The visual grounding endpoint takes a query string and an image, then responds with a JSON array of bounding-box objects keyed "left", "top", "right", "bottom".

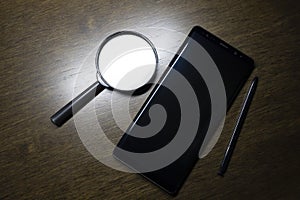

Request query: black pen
[{"left": 218, "top": 77, "right": 258, "bottom": 176}]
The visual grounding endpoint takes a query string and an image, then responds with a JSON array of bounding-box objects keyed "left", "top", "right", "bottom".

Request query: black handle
[{"left": 50, "top": 81, "right": 105, "bottom": 127}]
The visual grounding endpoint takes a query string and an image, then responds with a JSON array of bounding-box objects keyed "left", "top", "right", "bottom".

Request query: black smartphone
[{"left": 113, "top": 26, "right": 254, "bottom": 195}]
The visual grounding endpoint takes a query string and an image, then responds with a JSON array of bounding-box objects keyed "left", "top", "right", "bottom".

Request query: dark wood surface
[{"left": 1, "top": 0, "right": 299, "bottom": 199}]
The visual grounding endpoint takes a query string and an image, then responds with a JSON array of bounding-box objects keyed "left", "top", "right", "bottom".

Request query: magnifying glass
[{"left": 51, "top": 31, "right": 158, "bottom": 127}]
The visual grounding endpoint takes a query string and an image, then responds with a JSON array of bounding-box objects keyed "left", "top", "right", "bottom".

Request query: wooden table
[{"left": 1, "top": 0, "right": 299, "bottom": 199}]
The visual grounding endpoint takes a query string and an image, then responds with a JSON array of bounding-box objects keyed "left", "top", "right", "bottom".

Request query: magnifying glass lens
[{"left": 97, "top": 34, "right": 157, "bottom": 91}]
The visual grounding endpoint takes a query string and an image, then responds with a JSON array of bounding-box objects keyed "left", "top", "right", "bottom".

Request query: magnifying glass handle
[{"left": 50, "top": 81, "right": 105, "bottom": 127}]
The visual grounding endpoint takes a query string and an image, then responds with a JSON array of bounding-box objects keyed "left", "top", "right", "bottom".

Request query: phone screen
[{"left": 113, "top": 26, "right": 254, "bottom": 195}]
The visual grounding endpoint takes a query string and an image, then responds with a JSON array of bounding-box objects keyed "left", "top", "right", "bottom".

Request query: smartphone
[{"left": 113, "top": 26, "right": 254, "bottom": 195}]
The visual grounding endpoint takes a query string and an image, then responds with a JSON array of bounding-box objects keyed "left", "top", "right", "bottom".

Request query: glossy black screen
[{"left": 113, "top": 26, "right": 254, "bottom": 195}]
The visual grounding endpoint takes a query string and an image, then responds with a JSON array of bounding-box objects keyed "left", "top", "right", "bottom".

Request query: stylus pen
[{"left": 218, "top": 77, "right": 258, "bottom": 176}]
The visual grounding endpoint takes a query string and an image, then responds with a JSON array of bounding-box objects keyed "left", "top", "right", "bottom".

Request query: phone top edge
[{"left": 191, "top": 26, "right": 254, "bottom": 66}]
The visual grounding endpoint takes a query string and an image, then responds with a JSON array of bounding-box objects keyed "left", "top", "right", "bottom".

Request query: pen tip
[{"left": 218, "top": 171, "right": 224, "bottom": 177}]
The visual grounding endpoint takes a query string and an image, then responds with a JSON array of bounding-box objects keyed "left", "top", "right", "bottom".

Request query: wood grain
[{"left": 0, "top": 0, "right": 299, "bottom": 199}]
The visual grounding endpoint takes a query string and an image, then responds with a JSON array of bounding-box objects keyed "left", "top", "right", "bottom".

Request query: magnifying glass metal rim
[
  {"left": 50, "top": 30, "right": 159, "bottom": 127},
  {"left": 95, "top": 30, "right": 159, "bottom": 91}
]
